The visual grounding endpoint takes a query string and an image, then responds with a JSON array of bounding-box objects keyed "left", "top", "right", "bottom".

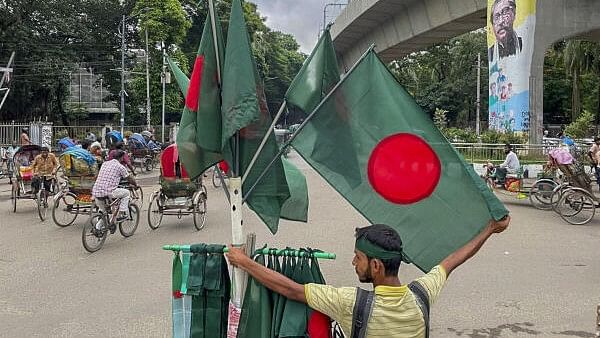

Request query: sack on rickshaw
[
  {"left": 159, "top": 143, "right": 198, "bottom": 198},
  {"left": 60, "top": 149, "right": 98, "bottom": 177},
  {"left": 504, "top": 178, "right": 520, "bottom": 192}
]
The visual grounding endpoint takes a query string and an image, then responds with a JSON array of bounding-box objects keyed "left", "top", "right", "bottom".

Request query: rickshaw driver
[
  {"left": 486, "top": 143, "right": 520, "bottom": 184},
  {"left": 92, "top": 150, "right": 138, "bottom": 223},
  {"left": 31, "top": 146, "right": 59, "bottom": 194}
]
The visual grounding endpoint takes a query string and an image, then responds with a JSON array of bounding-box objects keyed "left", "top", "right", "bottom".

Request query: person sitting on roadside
[
  {"left": 92, "top": 150, "right": 138, "bottom": 228},
  {"left": 107, "top": 142, "right": 135, "bottom": 174},
  {"left": 491, "top": 143, "right": 520, "bottom": 183},
  {"left": 31, "top": 147, "right": 59, "bottom": 194}
]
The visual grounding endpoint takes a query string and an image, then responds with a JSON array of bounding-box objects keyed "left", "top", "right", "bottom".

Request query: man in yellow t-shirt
[{"left": 227, "top": 217, "right": 510, "bottom": 337}]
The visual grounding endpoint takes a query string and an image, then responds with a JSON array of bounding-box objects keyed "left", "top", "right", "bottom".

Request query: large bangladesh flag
[
  {"left": 290, "top": 50, "right": 508, "bottom": 271},
  {"left": 221, "top": 0, "right": 307, "bottom": 233},
  {"left": 176, "top": 8, "right": 224, "bottom": 179}
]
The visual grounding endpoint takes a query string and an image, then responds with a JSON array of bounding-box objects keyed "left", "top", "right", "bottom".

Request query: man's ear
[{"left": 370, "top": 258, "right": 384, "bottom": 276}]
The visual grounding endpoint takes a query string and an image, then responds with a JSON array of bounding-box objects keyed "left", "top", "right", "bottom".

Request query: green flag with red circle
[{"left": 290, "top": 50, "right": 508, "bottom": 272}]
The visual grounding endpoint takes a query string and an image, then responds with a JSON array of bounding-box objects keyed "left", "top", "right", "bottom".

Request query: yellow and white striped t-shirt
[{"left": 304, "top": 265, "right": 447, "bottom": 338}]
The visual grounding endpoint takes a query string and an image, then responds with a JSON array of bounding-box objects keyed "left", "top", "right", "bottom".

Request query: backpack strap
[
  {"left": 351, "top": 287, "right": 375, "bottom": 338},
  {"left": 408, "top": 281, "right": 430, "bottom": 338}
]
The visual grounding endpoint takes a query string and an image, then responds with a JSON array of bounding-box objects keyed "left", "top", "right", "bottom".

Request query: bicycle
[
  {"left": 82, "top": 186, "right": 140, "bottom": 252},
  {"left": 36, "top": 174, "right": 58, "bottom": 221},
  {"left": 212, "top": 164, "right": 228, "bottom": 188}
]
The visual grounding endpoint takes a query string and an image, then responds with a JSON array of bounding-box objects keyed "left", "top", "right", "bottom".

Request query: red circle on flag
[{"left": 367, "top": 133, "right": 441, "bottom": 204}]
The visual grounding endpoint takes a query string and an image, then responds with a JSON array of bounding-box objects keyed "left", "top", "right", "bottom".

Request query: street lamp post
[
  {"left": 145, "top": 27, "right": 151, "bottom": 130},
  {"left": 120, "top": 15, "right": 126, "bottom": 134}
]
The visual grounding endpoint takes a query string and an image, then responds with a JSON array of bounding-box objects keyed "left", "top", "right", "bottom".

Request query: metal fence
[
  {"left": 452, "top": 143, "right": 553, "bottom": 164},
  {"left": 0, "top": 124, "right": 167, "bottom": 146}
]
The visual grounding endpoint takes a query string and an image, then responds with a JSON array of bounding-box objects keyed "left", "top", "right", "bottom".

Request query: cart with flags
[
  {"left": 147, "top": 143, "right": 207, "bottom": 230},
  {"left": 164, "top": 0, "right": 509, "bottom": 336}
]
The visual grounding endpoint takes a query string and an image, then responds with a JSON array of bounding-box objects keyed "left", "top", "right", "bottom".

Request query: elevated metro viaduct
[{"left": 331, "top": 0, "right": 600, "bottom": 143}]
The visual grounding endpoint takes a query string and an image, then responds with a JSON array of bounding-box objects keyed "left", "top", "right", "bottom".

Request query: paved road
[{"left": 0, "top": 155, "right": 599, "bottom": 337}]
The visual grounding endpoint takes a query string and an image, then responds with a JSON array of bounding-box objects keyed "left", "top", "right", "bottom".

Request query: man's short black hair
[
  {"left": 41, "top": 146, "right": 49, "bottom": 152},
  {"left": 490, "top": 0, "right": 516, "bottom": 24},
  {"left": 112, "top": 149, "right": 125, "bottom": 161},
  {"left": 355, "top": 224, "right": 403, "bottom": 276},
  {"left": 504, "top": 143, "right": 512, "bottom": 150}
]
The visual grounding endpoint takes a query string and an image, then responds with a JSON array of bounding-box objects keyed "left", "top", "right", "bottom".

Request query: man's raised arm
[{"left": 440, "top": 216, "right": 510, "bottom": 276}]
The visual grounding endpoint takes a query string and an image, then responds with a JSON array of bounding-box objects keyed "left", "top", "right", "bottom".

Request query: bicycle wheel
[
  {"left": 144, "top": 158, "right": 153, "bottom": 172},
  {"left": 119, "top": 203, "right": 140, "bottom": 237},
  {"left": 212, "top": 166, "right": 222, "bottom": 188},
  {"left": 11, "top": 184, "right": 17, "bottom": 213},
  {"left": 37, "top": 189, "right": 49, "bottom": 221},
  {"left": 528, "top": 179, "right": 557, "bottom": 210},
  {"left": 193, "top": 190, "right": 207, "bottom": 231},
  {"left": 82, "top": 213, "right": 107, "bottom": 252},
  {"left": 556, "top": 188, "right": 596, "bottom": 225},
  {"left": 52, "top": 191, "right": 79, "bottom": 227},
  {"left": 147, "top": 192, "right": 163, "bottom": 230}
]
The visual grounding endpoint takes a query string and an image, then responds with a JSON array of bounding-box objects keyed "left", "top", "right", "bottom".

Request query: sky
[{"left": 251, "top": 0, "right": 347, "bottom": 54}]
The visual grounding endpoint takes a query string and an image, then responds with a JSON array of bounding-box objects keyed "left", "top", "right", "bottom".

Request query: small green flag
[
  {"left": 176, "top": 9, "right": 224, "bottom": 179},
  {"left": 292, "top": 50, "right": 508, "bottom": 271},
  {"left": 167, "top": 56, "right": 189, "bottom": 95},
  {"left": 221, "top": 0, "right": 307, "bottom": 233}
]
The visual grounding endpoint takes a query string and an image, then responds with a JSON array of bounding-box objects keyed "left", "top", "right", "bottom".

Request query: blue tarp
[
  {"left": 107, "top": 131, "right": 123, "bottom": 143},
  {"left": 63, "top": 148, "right": 96, "bottom": 166},
  {"left": 58, "top": 137, "right": 76, "bottom": 149},
  {"left": 130, "top": 133, "right": 148, "bottom": 148}
]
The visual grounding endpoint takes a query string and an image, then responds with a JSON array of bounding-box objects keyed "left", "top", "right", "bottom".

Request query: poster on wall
[{"left": 487, "top": 0, "right": 537, "bottom": 132}]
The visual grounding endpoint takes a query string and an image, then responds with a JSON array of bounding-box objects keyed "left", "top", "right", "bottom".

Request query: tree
[{"left": 0, "top": 0, "right": 124, "bottom": 123}]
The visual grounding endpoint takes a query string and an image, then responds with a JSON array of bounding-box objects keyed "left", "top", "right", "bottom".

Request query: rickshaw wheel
[
  {"left": 52, "top": 191, "right": 78, "bottom": 227},
  {"left": 144, "top": 158, "right": 154, "bottom": 172},
  {"left": 11, "top": 184, "right": 17, "bottom": 213},
  {"left": 147, "top": 192, "right": 163, "bottom": 230},
  {"left": 550, "top": 183, "right": 570, "bottom": 213},
  {"left": 529, "top": 179, "right": 557, "bottom": 210},
  {"left": 193, "top": 190, "right": 207, "bottom": 231},
  {"left": 556, "top": 187, "right": 596, "bottom": 225}
]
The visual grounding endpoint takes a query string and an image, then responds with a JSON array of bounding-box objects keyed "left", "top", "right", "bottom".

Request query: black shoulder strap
[
  {"left": 351, "top": 288, "right": 374, "bottom": 338},
  {"left": 408, "top": 281, "right": 430, "bottom": 338}
]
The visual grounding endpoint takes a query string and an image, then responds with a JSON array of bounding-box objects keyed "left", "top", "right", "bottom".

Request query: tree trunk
[{"left": 572, "top": 71, "right": 581, "bottom": 121}]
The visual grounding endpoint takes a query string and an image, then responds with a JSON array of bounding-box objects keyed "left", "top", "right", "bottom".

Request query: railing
[{"left": 452, "top": 143, "right": 557, "bottom": 165}]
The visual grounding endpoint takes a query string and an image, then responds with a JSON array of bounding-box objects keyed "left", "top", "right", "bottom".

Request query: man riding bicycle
[
  {"left": 92, "top": 150, "right": 138, "bottom": 225},
  {"left": 31, "top": 146, "right": 59, "bottom": 194}
]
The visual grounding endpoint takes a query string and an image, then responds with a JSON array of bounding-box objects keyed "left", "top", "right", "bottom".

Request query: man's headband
[{"left": 355, "top": 237, "right": 403, "bottom": 260}]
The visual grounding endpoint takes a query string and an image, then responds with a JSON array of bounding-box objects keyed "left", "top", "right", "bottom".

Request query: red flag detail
[
  {"left": 307, "top": 311, "right": 331, "bottom": 338},
  {"left": 367, "top": 133, "right": 441, "bottom": 204},
  {"left": 185, "top": 55, "right": 205, "bottom": 112}
]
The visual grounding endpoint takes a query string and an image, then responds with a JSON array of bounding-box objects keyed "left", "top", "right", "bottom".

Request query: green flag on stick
[
  {"left": 167, "top": 56, "right": 190, "bottom": 95},
  {"left": 290, "top": 50, "right": 508, "bottom": 271},
  {"left": 221, "top": 0, "right": 307, "bottom": 233},
  {"left": 176, "top": 8, "right": 225, "bottom": 179}
]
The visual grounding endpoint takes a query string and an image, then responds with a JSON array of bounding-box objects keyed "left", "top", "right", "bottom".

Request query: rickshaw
[
  {"left": 550, "top": 147, "right": 600, "bottom": 225},
  {"left": 128, "top": 133, "right": 154, "bottom": 172},
  {"left": 52, "top": 148, "right": 98, "bottom": 227},
  {"left": 11, "top": 144, "right": 58, "bottom": 221},
  {"left": 147, "top": 144, "right": 207, "bottom": 230},
  {"left": 482, "top": 161, "right": 559, "bottom": 211}
]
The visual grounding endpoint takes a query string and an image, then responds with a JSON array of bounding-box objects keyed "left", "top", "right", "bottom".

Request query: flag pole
[
  {"left": 242, "top": 44, "right": 375, "bottom": 203},
  {"left": 209, "top": 0, "right": 245, "bottom": 308},
  {"left": 241, "top": 100, "right": 287, "bottom": 184}
]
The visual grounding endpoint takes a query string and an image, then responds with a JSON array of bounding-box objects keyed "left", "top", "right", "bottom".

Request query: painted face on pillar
[
  {"left": 492, "top": 0, "right": 516, "bottom": 45},
  {"left": 352, "top": 250, "right": 373, "bottom": 283}
]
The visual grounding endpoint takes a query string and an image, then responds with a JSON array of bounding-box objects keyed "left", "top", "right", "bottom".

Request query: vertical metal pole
[
  {"left": 161, "top": 41, "right": 166, "bottom": 143},
  {"left": 89, "top": 67, "right": 93, "bottom": 106},
  {"left": 476, "top": 52, "right": 481, "bottom": 140},
  {"left": 145, "top": 27, "right": 151, "bottom": 129},
  {"left": 99, "top": 78, "right": 103, "bottom": 109},
  {"left": 596, "top": 304, "right": 600, "bottom": 338},
  {"left": 120, "top": 15, "right": 126, "bottom": 134},
  {"left": 78, "top": 69, "right": 82, "bottom": 105}
]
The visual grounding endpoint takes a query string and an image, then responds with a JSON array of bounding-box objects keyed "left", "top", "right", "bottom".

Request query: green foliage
[
  {"left": 565, "top": 110, "right": 595, "bottom": 138},
  {"left": 443, "top": 128, "right": 478, "bottom": 143},
  {"left": 433, "top": 108, "right": 448, "bottom": 130},
  {"left": 392, "top": 31, "right": 487, "bottom": 128},
  {"left": 479, "top": 130, "right": 527, "bottom": 144}
]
